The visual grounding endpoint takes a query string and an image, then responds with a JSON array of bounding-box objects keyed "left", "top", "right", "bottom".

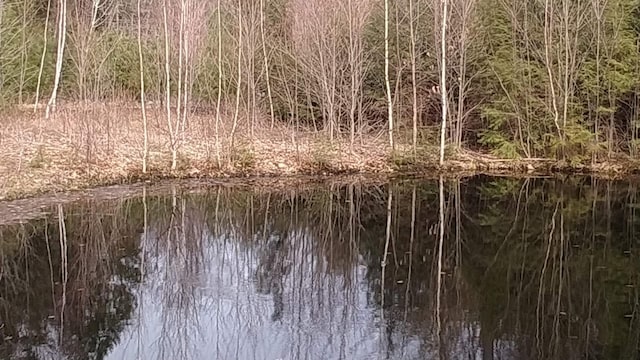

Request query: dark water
[{"left": 0, "top": 176, "right": 639, "bottom": 360}]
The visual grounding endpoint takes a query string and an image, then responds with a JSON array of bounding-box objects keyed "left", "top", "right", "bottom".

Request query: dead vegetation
[
  {"left": 0, "top": 102, "right": 396, "bottom": 200},
  {"left": 1, "top": 102, "right": 639, "bottom": 201}
]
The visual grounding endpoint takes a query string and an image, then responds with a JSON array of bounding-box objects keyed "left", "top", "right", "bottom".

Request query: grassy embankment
[{"left": 1, "top": 102, "right": 639, "bottom": 201}]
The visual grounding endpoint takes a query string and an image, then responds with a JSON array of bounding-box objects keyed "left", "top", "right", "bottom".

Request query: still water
[{"left": 0, "top": 176, "right": 638, "bottom": 359}]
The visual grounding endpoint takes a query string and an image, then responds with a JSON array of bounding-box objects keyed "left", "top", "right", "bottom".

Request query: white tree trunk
[
  {"left": 229, "top": 0, "right": 242, "bottom": 152},
  {"left": 45, "top": 0, "right": 68, "bottom": 119},
  {"left": 34, "top": 0, "right": 51, "bottom": 119},
  {"left": 439, "top": 0, "right": 448, "bottom": 165},
  {"left": 215, "top": 0, "right": 222, "bottom": 167},
  {"left": 544, "top": 0, "right": 562, "bottom": 138},
  {"left": 162, "top": 0, "right": 175, "bottom": 170},
  {"left": 409, "top": 0, "right": 418, "bottom": 152},
  {"left": 138, "top": 0, "right": 148, "bottom": 173},
  {"left": 436, "top": 175, "right": 445, "bottom": 334},
  {"left": 260, "top": 0, "right": 275, "bottom": 130},
  {"left": 384, "top": 0, "right": 393, "bottom": 149}
]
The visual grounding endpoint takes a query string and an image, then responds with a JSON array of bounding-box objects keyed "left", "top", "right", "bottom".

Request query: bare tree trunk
[
  {"left": 245, "top": 1, "right": 257, "bottom": 139},
  {"left": 179, "top": 0, "right": 190, "bottom": 156},
  {"left": 259, "top": 0, "right": 275, "bottom": 130},
  {"left": 346, "top": 0, "right": 357, "bottom": 147},
  {"left": 18, "top": 0, "right": 29, "bottom": 104},
  {"left": 344, "top": 0, "right": 370, "bottom": 148},
  {"left": 35, "top": 0, "right": 52, "bottom": 114},
  {"left": 46, "top": 0, "right": 68, "bottom": 119},
  {"left": 215, "top": 0, "right": 222, "bottom": 167},
  {"left": 453, "top": 0, "right": 475, "bottom": 150},
  {"left": 561, "top": 0, "right": 570, "bottom": 131},
  {"left": 177, "top": 0, "right": 186, "bottom": 130},
  {"left": 138, "top": 0, "right": 148, "bottom": 173},
  {"left": 593, "top": 0, "right": 603, "bottom": 163},
  {"left": 384, "top": 0, "right": 393, "bottom": 149},
  {"left": 544, "top": 0, "right": 562, "bottom": 139},
  {"left": 0, "top": 1, "right": 3, "bottom": 64},
  {"left": 229, "top": 0, "right": 242, "bottom": 153},
  {"left": 439, "top": 0, "right": 448, "bottom": 165},
  {"left": 348, "top": 0, "right": 356, "bottom": 147},
  {"left": 162, "top": 0, "right": 175, "bottom": 170},
  {"left": 455, "top": 47, "right": 466, "bottom": 150},
  {"left": 409, "top": 0, "right": 418, "bottom": 153}
]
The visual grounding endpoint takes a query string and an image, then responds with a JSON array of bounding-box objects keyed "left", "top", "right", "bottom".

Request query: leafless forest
[{"left": 1, "top": 0, "right": 640, "bottom": 197}]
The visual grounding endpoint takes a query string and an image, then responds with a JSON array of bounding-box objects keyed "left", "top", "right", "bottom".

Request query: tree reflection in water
[{"left": 0, "top": 176, "right": 639, "bottom": 359}]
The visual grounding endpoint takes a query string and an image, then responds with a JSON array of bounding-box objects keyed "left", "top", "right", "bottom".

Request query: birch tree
[
  {"left": 138, "top": 0, "right": 148, "bottom": 173},
  {"left": 229, "top": 0, "right": 242, "bottom": 152},
  {"left": 409, "top": 0, "right": 419, "bottom": 152},
  {"left": 46, "top": 0, "right": 68, "bottom": 119},
  {"left": 439, "top": 0, "right": 448, "bottom": 165},
  {"left": 215, "top": 0, "right": 222, "bottom": 167},
  {"left": 159, "top": 0, "right": 210, "bottom": 170},
  {"left": 450, "top": 0, "right": 477, "bottom": 149},
  {"left": 161, "top": 0, "right": 173, "bottom": 168},
  {"left": 385, "top": 0, "right": 394, "bottom": 149},
  {"left": 344, "top": 0, "right": 372, "bottom": 146},
  {"left": 69, "top": 0, "right": 104, "bottom": 102},
  {"left": 260, "top": 0, "right": 275, "bottom": 130},
  {"left": 34, "top": 0, "right": 52, "bottom": 113}
]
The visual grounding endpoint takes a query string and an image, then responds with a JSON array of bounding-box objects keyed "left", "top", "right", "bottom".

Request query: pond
[{"left": 0, "top": 176, "right": 638, "bottom": 359}]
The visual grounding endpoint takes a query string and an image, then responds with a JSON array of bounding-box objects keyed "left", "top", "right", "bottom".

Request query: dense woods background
[{"left": 2, "top": 0, "right": 640, "bottom": 162}]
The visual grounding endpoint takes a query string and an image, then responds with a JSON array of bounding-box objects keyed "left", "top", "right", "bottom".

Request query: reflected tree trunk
[
  {"left": 138, "top": 0, "right": 148, "bottom": 173},
  {"left": 404, "top": 185, "right": 416, "bottom": 323},
  {"left": 137, "top": 185, "right": 148, "bottom": 357},
  {"left": 481, "top": 324, "right": 495, "bottom": 360},
  {"left": 436, "top": 175, "right": 445, "bottom": 358},
  {"left": 380, "top": 184, "right": 393, "bottom": 351},
  {"left": 537, "top": 200, "right": 559, "bottom": 354},
  {"left": 57, "top": 204, "right": 68, "bottom": 343}
]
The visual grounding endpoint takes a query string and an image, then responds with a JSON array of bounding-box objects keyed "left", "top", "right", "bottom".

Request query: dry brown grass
[
  {"left": 1, "top": 101, "right": 637, "bottom": 200},
  {"left": 0, "top": 101, "right": 399, "bottom": 200}
]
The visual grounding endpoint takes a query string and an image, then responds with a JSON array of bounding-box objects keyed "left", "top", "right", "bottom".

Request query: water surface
[{"left": 0, "top": 176, "right": 638, "bottom": 359}]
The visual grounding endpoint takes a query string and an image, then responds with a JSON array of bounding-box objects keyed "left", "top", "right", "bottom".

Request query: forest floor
[{"left": 1, "top": 101, "right": 639, "bottom": 201}]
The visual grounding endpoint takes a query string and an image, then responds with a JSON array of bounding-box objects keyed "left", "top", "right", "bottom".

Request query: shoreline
[
  {"left": 2, "top": 153, "right": 639, "bottom": 202},
  {"left": 1, "top": 158, "right": 637, "bottom": 227}
]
